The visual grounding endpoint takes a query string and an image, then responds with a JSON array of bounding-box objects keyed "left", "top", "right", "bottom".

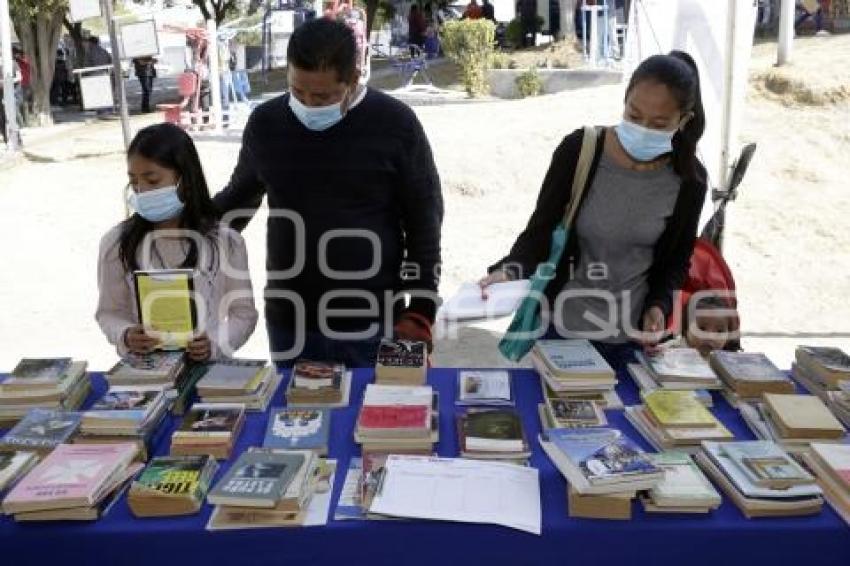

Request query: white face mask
[
  {"left": 127, "top": 184, "right": 184, "bottom": 222},
  {"left": 289, "top": 91, "right": 349, "bottom": 131}
]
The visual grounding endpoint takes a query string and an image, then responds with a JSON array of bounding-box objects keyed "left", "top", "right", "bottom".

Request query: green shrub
[
  {"left": 505, "top": 18, "right": 523, "bottom": 48},
  {"left": 440, "top": 20, "right": 496, "bottom": 97},
  {"left": 490, "top": 52, "right": 511, "bottom": 70},
  {"left": 515, "top": 67, "right": 544, "bottom": 98}
]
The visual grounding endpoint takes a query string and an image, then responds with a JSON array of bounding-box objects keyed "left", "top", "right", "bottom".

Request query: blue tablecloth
[{"left": 2, "top": 364, "right": 849, "bottom": 566}]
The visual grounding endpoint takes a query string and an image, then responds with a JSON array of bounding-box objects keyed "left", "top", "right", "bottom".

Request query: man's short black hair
[
  {"left": 287, "top": 19, "right": 356, "bottom": 83},
  {"left": 88, "top": 36, "right": 100, "bottom": 45}
]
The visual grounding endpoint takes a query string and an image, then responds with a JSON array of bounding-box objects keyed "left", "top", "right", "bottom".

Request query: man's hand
[
  {"left": 124, "top": 325, "right": 157, "bottom": 354},
  {"left": 187, "top": 333, "right": 212, "bottom": 362}
]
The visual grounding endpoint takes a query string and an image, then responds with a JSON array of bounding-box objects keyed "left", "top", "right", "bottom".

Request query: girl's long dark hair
[
  {"left": 119, "top": 123, "right": 220, "bottom": 272},
  {"left": 625, "top": 50, "right": 706, "bottom": 183}
]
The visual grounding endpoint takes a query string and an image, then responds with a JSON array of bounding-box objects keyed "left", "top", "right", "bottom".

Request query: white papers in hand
[
  {"left": 438, "top": 280, "right": 531, "bottom": 322},
  {"left": 368, "top": 455, "right": 541, "bottom": 535}
]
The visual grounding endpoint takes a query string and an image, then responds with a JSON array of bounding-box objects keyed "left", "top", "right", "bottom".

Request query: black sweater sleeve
[
  {"left": 487, "top": 129, "right": 585, "bottom": 279},
  {"left": 213, "top": 115, "right": 267, "bottom": 232},
  {"left": 398, "top": 115, "right": 444, "bottom": 323},
  {"left": 643, "top": 166, "right": 708, "bottom": 318}
]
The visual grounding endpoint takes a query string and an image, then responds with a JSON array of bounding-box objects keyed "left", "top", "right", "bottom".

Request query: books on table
[
  {"left": 82, "top": 385, "right": 168, "bottom": 435},
  {"left": 127, "top": 454, "right": 219, "bottom": 517},
  {"left": 800, "top": 443, "right": 850, "bottom": 526},
  {"left": 720, "top": 441, "right": 815, "bottom": 489},
  {"left": 635, "top": 348, "right": 722, "bottom": 389},
  {"left": 170, "top": 403, "right": 246, "bottom": 460},
  {"left": 709, "top": 351, "right": 794, "bottom": 400},
  {"left": 205, "top": 448, "right": 323, "bottom": 529},
  {"left": 263, "top": 408, "right": 331, "bottom": 454},
  {"left": 367, "top": 455, "right": 542, "bottom": 535},
  {"left": 626, "top": 363, "right": 713, "bottom": 407},
  {"left": 795, "top": 346, "right": 850, "bottom": 390},
  {"left": 542, "top": 398, "right": 607, "bottom": 429},
  {"left": 826, "top": 382, "right": 850, "bottom": 429},
  {"left": 763, "top": 393, "right": 846, "bottom": 440},
  {"left": 106, "top": 351, "right": 186, "bottom": 387},
  {"left": 540, "top": 378, "right": 623, "bottom": 411},
  {"left": 567, "top": 487, "right": 634, "bottom": 520},
  {"left": 625, "top": 390, "right": 733, "bottom": 453},
  {"left": 438, "top": 280, "right": 530, "bottom": 321},
  {"left": 457, "top": 408, "right": 531, "bottom": 462},
  {"left": 206, "top": 457, "right": 336, "bottom": 530},
  {"left": 0, "top": 451, "right": 39, "bottom": 495},
  {"left": 695, "top": 441, "right": 823, "bottom": 518},
  {"left": 354, "top": 384, "right": 438, "bottom": 452},
  {"left": 531, "top": 340, "right": 616, "bottom": 390},
  {"left": 2, "top": 443, "right": 142, "bottom": 521},
  {"left": 0, "top": 360, "right": 90, "bottom": 425},
  {"left": 208, "top": 449, "right": 307, "bottom": 508},
  {"left": 197, "top": 359, "right": 281, "bottom": 412},
  {"left": 539, "top": 427, "right": 664, "bottom": 495},
  {"left": 456, "top": 370, "right": 514, "bottom": 406},
  {"left": 642, "top": 452, "right": 721, "bottom": 513},
  {"left": 375, "top": 339, "right": 428, "bottom": 386},
  {"left": 285, "top": 360, "right": 351, "bottom": 408},
  {"left": 0, "top": 408, "right": 82, "bottom": 453}
]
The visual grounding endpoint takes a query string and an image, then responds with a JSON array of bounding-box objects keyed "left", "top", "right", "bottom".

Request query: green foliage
[
  {"left": 439, "top": 20, "right": 496, "bottom": 98},
  {"left": 515, "top": 67, "right": 544, "bottom": 98},
  {"left": 490, "top": 51, "right": 511, "bottom": 70},
  {"left": 505, "top": 18, "right": 523, "bottom": 48}
]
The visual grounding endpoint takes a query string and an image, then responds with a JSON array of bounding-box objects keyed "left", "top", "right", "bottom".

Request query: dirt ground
[{"left": 0, "top": 34, "right": 848, "bottom": 371}]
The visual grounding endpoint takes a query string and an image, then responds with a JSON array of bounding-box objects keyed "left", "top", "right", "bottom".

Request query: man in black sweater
[{"left": 213, "top": 19, "right": 443, "bottom": 368}]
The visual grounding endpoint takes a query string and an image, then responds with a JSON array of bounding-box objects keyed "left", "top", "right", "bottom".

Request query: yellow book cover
[
  {"left": 644, "top": 390, "right": 719, "bottom": 429},
  {"left": 134, "top": 270, "right": 196, "bottom": 349}
]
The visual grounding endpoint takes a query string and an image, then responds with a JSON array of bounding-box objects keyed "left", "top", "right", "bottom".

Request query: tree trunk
[
  {"left": 365, "top": 0, "right": 379, "bottom": 36},
  {"left": 13, "top": 11, "right": 63, "bottom": 127},
  {"left": 559, "top": 0, "right": 577, "bottom": 40}
]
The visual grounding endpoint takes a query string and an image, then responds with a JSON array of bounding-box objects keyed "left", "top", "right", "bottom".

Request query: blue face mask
[
  {"left": 289, "top": 91, "right": 348, "bottom": 132},
  {"left": 127, "top": 184, "right": 185, "bottom": 223},
  {"left": 614, "top": 119, "right": 677, "bottom": 162}
]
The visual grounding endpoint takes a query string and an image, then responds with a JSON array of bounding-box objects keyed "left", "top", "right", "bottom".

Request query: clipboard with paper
[{"left": 133, "top": 269, "right": 197, "bottom": 350}]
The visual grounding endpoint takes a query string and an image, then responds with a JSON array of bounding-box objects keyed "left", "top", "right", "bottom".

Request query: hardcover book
[
  {"left": 461, "top": 409, "right": 526, "bottom": 453},
  {"left": 546, "top": 428, "right": 660, "bottom": 484},
  {"left": 720, "top": 441, "right": 814, "bottom": 489}
]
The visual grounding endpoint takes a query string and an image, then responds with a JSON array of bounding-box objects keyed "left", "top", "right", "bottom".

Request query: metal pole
[
  {"left": 102, "top": 0, "right": 132, "bottom": 150},
  {"left": 777, "top": 0, "right": 794, "bottom": 65},
  {"left": 0, "top": 0, "right": 20, "bottom": 151},
  {"left": 206, "top": 17, "right": 223, "bottom": 133}
]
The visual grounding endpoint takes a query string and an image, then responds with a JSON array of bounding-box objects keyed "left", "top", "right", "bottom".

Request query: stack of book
[
  {"left": 106, "top": 351, "right": 198, "bottom": 415},
  {"left": 196, "top": 359, "right": 281, "bottom": 412},
  {"left": 127, "top": 454, "right": 219, "bottom": 517},
  {"left": 641, "top": 452, "right": 722, "bottom": 514},
  {"left": 285, "top": 360, "right": 352, "bottom": 408},
  {"left": 826, "top": 382, "right": 850, "bottom": 428},
  {"left": 170, "top": 403, "right": 246, "bottom": 459},
  {"left": 538, "top": 398, "right": 607, "bottom": 430},
  {"left": 0, "top": 408, "right": 82, "bottom": 454},
  {"left": 457, "top": 409, "right": 531, "bottom": 463},
  {"left": 532, "top": 340, "right": 622, "bottom": 414},
  {"left": 374, "top": 339, "right": 428, "bottom": 386},
  {"left": 455, "top": 370, "right": 514, "bottom": 407},
  {"left": 205, "top": 448, "right": 320, "bottom": 529},
  {"left": 625, "top": 390, "right": 733, "bottom": 453},
  {"left": 709, "top": 351, "right": 795, "bottom": 407},
  {"left": 800, "top": 443, "right": 850, "bottom": 525},
  {"left": 635, "top": 347, "right": 722, "bottom": 396},
  {"left": 354, "top": 384, "right": 438, "bottom": 455},
  {"left": 263, "top": 408, "right": 331, "bottom": 455},
  {"left": 739, "top": 393, "right": 847, "bottom": 454},
  {"left": 0, "top": 358, "right": 90, "bottom": 426},
  {"left": 0, "top": 451, "right": 39, "bottom": 496},
  {"left": 76, "top": 385, "right": 170, "bottom": 461},
  {"left": 793, "top": 346, "right": 850, "bottom": 395},
  {"left": 540, "top": 427, "right": 664, "bottom": 519},
  {"left": 1, "top": 443, "right": 143, "bottom": 521},
  {"left": 695, "top": 441, "right": 823, "bottom": 518},
  {"left": 626, "top": 362, "right": 713, "bottom": 407}
]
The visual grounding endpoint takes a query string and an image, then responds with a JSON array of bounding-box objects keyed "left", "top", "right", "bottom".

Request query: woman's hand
[
  {"left": 640, "top": 306, "right": 667, "bottom": 350},
  {"left": 187, "top": 332, "right": 212, "bottom": 362},
  {"left": 124, "top": 325, "right": 158, "bottom": 354},
  {"left": 478, "top": 270, "right": 511, "bottom": 299}
]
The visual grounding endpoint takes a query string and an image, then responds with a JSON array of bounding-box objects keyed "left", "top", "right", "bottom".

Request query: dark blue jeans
[{"left": 267, "top": 322, "right": 382, "bottom": 370}]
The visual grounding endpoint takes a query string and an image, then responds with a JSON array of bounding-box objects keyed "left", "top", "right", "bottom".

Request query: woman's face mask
[
  {"left": 614, "top": 119, "right": 678, "bottom": 162},
  {"left": 127, "top": 184, "right": 185, "bottom": 223}
]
